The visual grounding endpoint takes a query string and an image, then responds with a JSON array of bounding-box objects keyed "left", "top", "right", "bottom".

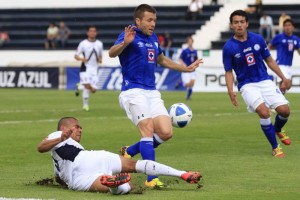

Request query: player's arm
[
  {"left": 267, "top": 43, "right": 273, "bottom": 49},
  {"left": 109, "top": 25, "right": 136, "bottom": 58},
  {"left": 178, "top": 58, "right": 187, "bottom": 67},
  {"left": 297, "top": 48, "right": 300, "bottom": 55},
  {"left": 157, "top": 54, "right": 203, "bottom": 72},
  {"left": 55, "top": 176, "right": 68, "bottom": 187},
  {"left": 264, "top": 56, "right": 290, "bottom": 92},
  {"left": 225, "top": 70, "right": 238, "bottom": 107},
  {"left": 74, "top": 54, "right": 87, "bottom": 63},
  {"left": 98, "top": 56, "right": 102, "bottom": 63},
  {"left": 37, "top": 130, "right": 72, "bottom": 153}
]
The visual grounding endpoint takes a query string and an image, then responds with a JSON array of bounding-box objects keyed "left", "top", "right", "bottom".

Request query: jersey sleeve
[
  {"left": 296, "top": 37, "right": 300, "bottom": 49},
  {"left": 47, "top": 131, "right": 63, "bottom": 140},
  {"left": 114, "top": 32, "right": 125, "bottom": 45},
  {"left": 98, "top": 41, "right": 103, "bottom": 57},
  {"left": 259, "top": 36, "right": 271, "bottom": 59},
  {"left": 75, "top": 41, "right": 84, "bottom": 56},
  {"left": 222, "top": 44, "right": 233, "bottom": 71},
  {"left": 270, "top": 34, "right": 279, "bottom": 46}
]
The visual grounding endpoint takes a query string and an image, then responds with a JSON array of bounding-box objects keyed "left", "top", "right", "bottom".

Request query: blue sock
[
  {"left": 260, "top": 118, "right": 278, "bottom": 149},
  {"left": 274, "top": 115, "right": 288, "bottom": 133},
  {"left": 140, "top": 137, "right": 157, "bottom": 182},
  {"left": 153, "top": 133, "right": 164, "bottom": 148},
  {"left": 186, "top": 88, "right": 193, "bottom": 99},
  {"left": 126, "top": 141, "right": 140, "bottom": 157}
]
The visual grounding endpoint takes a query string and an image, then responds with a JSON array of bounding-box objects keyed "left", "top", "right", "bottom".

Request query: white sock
[
  {"left": 82, "top": 88, "right": 90, "bottom": 106},
  {"left": 135, "top": 160, "right": 185, "bottom": 177},
  {"left": 109, "top": 183, "right": 131, "bottom": 195}
]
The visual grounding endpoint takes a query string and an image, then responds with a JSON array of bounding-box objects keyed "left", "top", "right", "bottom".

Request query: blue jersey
[
  {"left": 223, "top": 32, "right": 272, "bottom": 90},
  {"left": 270, "top": 33, "right": 300, "bottom": 66},
  {"left": 114, "top": 27, "right": 162, "bottom": 91},
  {"left": 180, "top": 48, "right": 198, "bottom": 66}
]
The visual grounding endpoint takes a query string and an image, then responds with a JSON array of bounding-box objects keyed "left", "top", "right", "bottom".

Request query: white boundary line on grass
[
  {"left": 1, "top": 110, "right": 299, "bottom": 125},
  {"left": 0, "top": 198, "right": 54, "bottom": 200}
]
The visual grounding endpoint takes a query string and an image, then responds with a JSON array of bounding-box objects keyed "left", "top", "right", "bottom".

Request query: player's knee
[
  {"left": 157, "top": 129, "right": 173, "bottom": 141},
  {"left": 276, "top": 106, "right": 290, "bottom": 118},
  {"left": 258, "top": 109, "right": 271, "bottom": 119}
]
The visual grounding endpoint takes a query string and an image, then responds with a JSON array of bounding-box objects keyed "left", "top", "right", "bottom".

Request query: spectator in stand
[
  {"left": 45, "top": 22, "right": 59, "bottom": 49},
  {"left": 185, "top": 0, "right": 203, "bottom": 21},
  {"left": 210, "top": 0, "right": 218, "bottom": 5},
  {"left": 259, "top": 13, "right": 273, "bottom": 42},
  {"left": 0, "top": 28, "right": 10, "bottom": 48},
  {"left": 57, "top": 21, "right": 71, "bottom": 48},
  {"left": 245, "top": 0, "right": 263, "bottom": 19},
  {"left": 272, "top": 12, "right": 291, "bottom": 36},
  {"left": 161, "top": 32, "right": 173, "bottom": 58},
  {"left": 157, "top": 34, "right": 165, "bottom": 46}
]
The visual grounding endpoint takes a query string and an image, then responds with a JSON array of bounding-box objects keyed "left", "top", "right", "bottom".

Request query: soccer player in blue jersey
[
  {"left": 222, "top": 10, "right": 291, "bottom": 158},
  {"left": 268, "top": 19, "right": 300, "bottom": 91},
  {"left": 109, "top": 4, "right": 203, "bottom": 188},
  {"left": 178, "top": 36, "right": 198, "bottom": 100}
]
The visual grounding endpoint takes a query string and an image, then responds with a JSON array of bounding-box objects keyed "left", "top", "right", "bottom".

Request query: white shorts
[
  {"left": 119, "top": 88, "right": 169, "bottom": 125},
  {"left": 80, "top": 72, "right": 99, "bottom": 89},
  {"left": 278, "top": 65, "right": 292, "bottom": 80},
  {"left": 71, "top": 150, "right": 121, "bottom": 191},
  {"left": 181, "top": 72, "right": 196, "bottom": 86},
  {"left": 240, "top": 80, "right": 289, "bottom": 112}
]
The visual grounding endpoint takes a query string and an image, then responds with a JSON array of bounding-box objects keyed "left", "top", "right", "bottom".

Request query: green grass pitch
[{"left": 0, "top": 89, "right": 299, "bottom": 200}]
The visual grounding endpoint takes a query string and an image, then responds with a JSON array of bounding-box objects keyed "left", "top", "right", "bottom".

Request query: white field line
[
  {"left": 1, "top": 110, "right": 299, "bottom": 125},
  {"left": 0, "top": 198, "right": 54, "bottom": 200}
]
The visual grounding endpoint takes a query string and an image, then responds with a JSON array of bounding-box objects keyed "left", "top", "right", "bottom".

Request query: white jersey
[
  {"left": 75, "top": 39, "right": 103, "bottom": 75},
  {"left": 47, "top": 131, "right": 84, "bottom": 188}
]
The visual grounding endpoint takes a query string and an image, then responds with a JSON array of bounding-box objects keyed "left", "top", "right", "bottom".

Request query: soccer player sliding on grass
[{"left": 37, "top": 117, "right": 202, "bottom": 195}]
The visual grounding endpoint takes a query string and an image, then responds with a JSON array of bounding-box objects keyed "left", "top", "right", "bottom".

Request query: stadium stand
[
  {"left": 0, "top": 5, "right": 222, "bottom": 50},
  {"left": 211, "top": 4, "right": 300, "bottom": 49}
]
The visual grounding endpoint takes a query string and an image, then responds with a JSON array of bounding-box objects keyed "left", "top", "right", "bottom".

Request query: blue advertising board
[{"left": 66, "top": 66, "right": 184, "bottom": 91}]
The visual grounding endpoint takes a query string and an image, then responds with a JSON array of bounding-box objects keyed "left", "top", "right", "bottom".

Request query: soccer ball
[{"left": 168, "top": 103, "right": 192, "bottom": 128}]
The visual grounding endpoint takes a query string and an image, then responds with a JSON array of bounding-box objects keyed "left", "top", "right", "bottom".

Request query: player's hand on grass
[
  {"left": 186, "top": 58, "right": 203, "bottom": 72},
  {"left": 123, "top": 25, "right": 136, "bottom": 45}
]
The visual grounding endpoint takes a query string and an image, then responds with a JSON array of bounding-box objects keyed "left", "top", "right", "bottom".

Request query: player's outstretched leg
[{"left": 135, "top": 160, "right": 202, "bottom": 184}]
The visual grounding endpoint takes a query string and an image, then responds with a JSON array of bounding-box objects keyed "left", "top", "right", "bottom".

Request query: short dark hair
[
  {"left": 87, "top": 25, "right": 97, "bottom": 31},
  {"left": 57, "top": 117, "right": 78, "bottom": 131},
  {"left": 283, "top": 19, "right": 295, "bottom": 27},
  {"left": 230, "top": 10, "right": 249, "bottom": 23},
  {"left": 134, "top": 4, "right": 157, "bottom": 20}
]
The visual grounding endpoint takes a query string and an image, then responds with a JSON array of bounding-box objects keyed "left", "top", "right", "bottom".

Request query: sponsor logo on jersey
[
  {"left": 245, "top": 53, "right": 256, "bottom": 66},
  {"left": 243, "top": 47, "right": 252, "bottom": 53},
  {"left": 137, "top": 42, "right": 144, "bottom": 47},
  {"left": 145, "top": 43, "right": 153, "bottom": 47},
  {"left": 148, "top": 49, "right": 155, "bottom": 63},
  {"left": 234, "top": 53, "right": 241, "bottom": 58},
  {"left": 254, "top": 44, "right": 260, "bottom": 51}
]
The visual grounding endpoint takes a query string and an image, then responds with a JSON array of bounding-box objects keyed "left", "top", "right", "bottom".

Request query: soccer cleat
[
  {"left": 75, "top": 83, "right": 80, "bottom": 97},
  {"left": 276, "top": 130, "right": 291, "bottom": 145},
  {"left": 144, "top": 178, "right": 165, "bottom": 188},
  {"left": 120, "top": 146, "right": 132, "bottom": 158},
  {"left": 100, "top": 173, "right": 131, "bottom": 188},
  {"left": 82, "top": 105, "right": 89, "bottom": 111},
  {"left": 272, "top": 145, "right": 285, "bottom": 158},
  {"left": 181, "top": 171, "right": 202, "bottom": 184}
]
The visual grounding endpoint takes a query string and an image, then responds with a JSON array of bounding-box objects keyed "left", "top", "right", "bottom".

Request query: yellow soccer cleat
[
  {"left": 272, "top": 145, "right": 285, "bottom": 158},
  {"left": 276, "top": 130, "right": 291, "bottom": 145},
  {"left": 120, "top": 146, "right": 132, "bottom": 159},
  {"left": 144, "top": 178, "right": 165, "bottom": 189}
]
